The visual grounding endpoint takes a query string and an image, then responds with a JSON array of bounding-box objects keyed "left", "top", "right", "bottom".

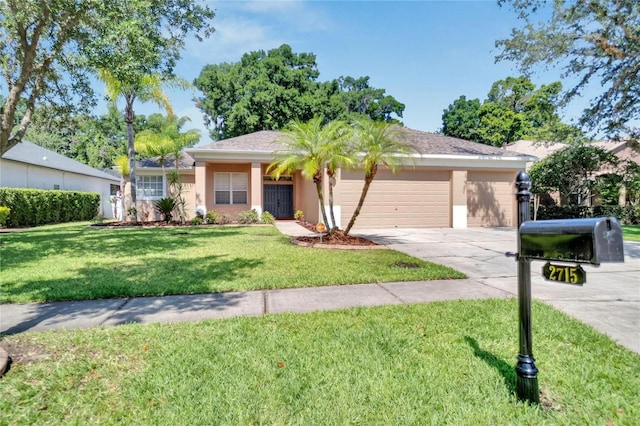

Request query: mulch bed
[{"left": 295, "top": 221, "right": 379, "bottom": 247}]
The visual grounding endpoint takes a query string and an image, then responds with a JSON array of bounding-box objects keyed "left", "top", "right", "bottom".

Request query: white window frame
[
  {"left": 215, "top": 172, "right": 248, "bottom": 205},
  {"left": 136, "top": 175, "right": 165, "bottom": 200}
]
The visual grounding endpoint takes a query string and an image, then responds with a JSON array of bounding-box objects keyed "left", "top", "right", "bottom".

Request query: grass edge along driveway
[
  {"left": 1, "top": 299, "right": 638, "bottom": 424},
  {"left": 0, "top": 222, "right": 465, "bottom": 304}
]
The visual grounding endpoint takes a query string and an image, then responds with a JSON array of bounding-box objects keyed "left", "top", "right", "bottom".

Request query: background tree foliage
[
  {"left": 528, "top": 144, "right": 619, "bottom": 206},
  {"left": 496, "top": 0, "right": 639, "bottom": 139},
  {"left": 0, "top": 0, "right": 214, "bottom": 156},
  {"left": 442, "top": 76, "right": 582, "bottom": 146},
  {"left": 194, "top": 44, "right": 405, "bottom": 140}
]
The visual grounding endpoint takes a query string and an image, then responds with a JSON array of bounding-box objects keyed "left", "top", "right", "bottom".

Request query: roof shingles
[{"left": 189, "top": 128, "right": 530, "bottom": 158}]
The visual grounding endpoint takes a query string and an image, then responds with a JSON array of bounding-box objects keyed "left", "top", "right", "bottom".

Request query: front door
[{"left": 263, "top": 185, "right": 294, "bottom": 219}]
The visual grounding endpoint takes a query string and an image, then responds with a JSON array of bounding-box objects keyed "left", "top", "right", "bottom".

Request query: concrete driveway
[{"left": 356, "top": 227, "right": 640, "bottom": 353}]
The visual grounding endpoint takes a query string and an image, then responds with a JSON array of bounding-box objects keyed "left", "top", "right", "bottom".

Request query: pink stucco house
[{"left": 135, "top": 128, "right": 535, "bottom": 229}]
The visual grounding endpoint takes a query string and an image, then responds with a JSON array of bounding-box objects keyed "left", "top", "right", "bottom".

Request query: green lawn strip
[
  {"left": 0, "top": 223, "right": 465, "bottom": 303},
  {"left": 622, "top": 225, "right": 640, "bottom": 242},
  {"left": 1, "top": 299, "right": 638, "bottom": 424}
]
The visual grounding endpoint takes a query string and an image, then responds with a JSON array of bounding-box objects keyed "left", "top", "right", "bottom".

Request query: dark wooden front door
[{"left": 263, "top": 185, "right": 293, "bottom": 219}]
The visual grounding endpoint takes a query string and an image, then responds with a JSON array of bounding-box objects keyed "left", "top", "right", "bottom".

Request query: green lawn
[
  {"left": 0, "top": 222, "right": 465, "bottom": 303},
  {"left": 1, "top": 299, "right": 638, "bottom": 424},
  {"left": 622, "top": 225, "right": 640, "bottom": 242}
]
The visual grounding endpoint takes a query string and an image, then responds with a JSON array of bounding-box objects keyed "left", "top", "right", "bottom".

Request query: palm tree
[
  {"left": 98, "top": 70, "right": 188, "bottom": 223},
  {"left": 136, "top": 115, "right": 200, "bottom": 223},
  {"left": 268, "top": 116, "right": 332, "bottom": 230},
  {"left": 135, "top": 115, "right": 200, "bottom": 190},
  {"left": 318, "top": 120, "right": 354, "bottom": 230},
  {"left": 344, "top": 118, "right": 416, "bottom": 235}
]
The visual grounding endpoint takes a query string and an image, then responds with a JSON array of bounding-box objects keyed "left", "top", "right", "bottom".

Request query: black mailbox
[{"left": 519, "top": 217, "right": 625, "bottom": 265}]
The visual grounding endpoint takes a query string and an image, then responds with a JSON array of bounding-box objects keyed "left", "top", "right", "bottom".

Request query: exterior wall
[
  {"left": 180, "top": 174, "right": 196, "bottom": 220},
  {"left": 339, "top": 168, "right": 451, "bottom": 229},
  {"left": 202, "top": 163, "right": 252, "bottom": 219},
  {"left": 450, "top": 170, "right": 468, "bottom": 229},
  {"left": 296, "top": 173, "right": 319, "bottom": 224},
  {"left": 0, "top": 159, "right": 118, "bottom": 218},
  {"left": 466, "top": 170, "right": 517, "bottom": 227}
]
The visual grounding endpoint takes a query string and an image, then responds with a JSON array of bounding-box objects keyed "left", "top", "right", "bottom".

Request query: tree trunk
[
  {"left": 315, "top": 176, "right": 330, "bottom": 231},
  {"left": 327, "top": 169, "right": 337, "bottom": 232},
  {"left": 125, "top": 96, "right": 138, "bottom": 224},
  {"left": 344, "top": 169, "right": 377, "bottom": 235}
]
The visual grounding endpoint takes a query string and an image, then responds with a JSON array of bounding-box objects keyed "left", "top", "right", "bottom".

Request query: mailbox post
[
  {"left": 511, "top": 171, "right": 625, "bottom": 404},
  {"left": 514, "top": 171, "right": 539, "bottom": 404}
]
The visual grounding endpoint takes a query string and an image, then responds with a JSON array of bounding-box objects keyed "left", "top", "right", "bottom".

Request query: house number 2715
[{"left": 542, "top": 262, "right": 586, "bottom": 285}]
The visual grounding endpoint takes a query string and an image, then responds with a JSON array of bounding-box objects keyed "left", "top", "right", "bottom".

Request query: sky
[{"left": 130, "top": 0, "right": 588, "bottom": 145}]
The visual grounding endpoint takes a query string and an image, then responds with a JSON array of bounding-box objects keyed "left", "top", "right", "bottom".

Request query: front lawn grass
[
  {"left": 622, "top": 225, "right": 640, "bottom": 242},
  {"left": 0, "top": 223, "right": 465, "bottom": 303},
  {"left": 1, "top": 299, "right": 638, "bottom": 424}
]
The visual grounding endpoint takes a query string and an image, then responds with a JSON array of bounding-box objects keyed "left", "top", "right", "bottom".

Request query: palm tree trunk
[
  {"left": 328, "top": 181, "right": 337, "bottom": 232},
  {"left": 125, "top": 97, "right": 138, "bottom": 224},
  {"left": 326, "top": 169, "right": 338, "bottom": 233},
  {"left": 344, "top": 171, "right": 376, "bottom": 235},
  {"left": 315, "top": 180, "right": 330, "bottom": 231}
]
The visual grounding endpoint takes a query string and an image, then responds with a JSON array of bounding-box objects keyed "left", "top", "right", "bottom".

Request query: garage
[
  {"left": 466, "top": 171, "right": 515, "bottom": 227},
  {"left": 339, "top": 169, "right": 451, "bottom": 229}
]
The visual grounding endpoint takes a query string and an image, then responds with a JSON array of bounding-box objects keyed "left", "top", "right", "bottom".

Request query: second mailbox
[{"left": 519, "top": 217, "right": 625, "bottom": 265}]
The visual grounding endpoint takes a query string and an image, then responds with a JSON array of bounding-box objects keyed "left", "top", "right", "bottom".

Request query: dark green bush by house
[
  {"left": 0, "top": 188, "right": 100, "bottom": 227},
  {"left": 535, "top": 204, "right": 640, "bottom": 224},
  {"left": 0, "top": 206, "right": 10, "bottom": 227}
]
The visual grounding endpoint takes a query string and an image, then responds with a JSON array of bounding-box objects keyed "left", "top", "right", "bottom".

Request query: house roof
[
  {"left": 504, "top": 139, "right": 640, "bottom": 164},
  {"left": 137, "top": 152, "right": 196, "bottom": 169},
  {"left": 187, "top": 128, "right": 536, "bottom": 160},
  {"left": 1, "top": 141, "right": 120, "bottom": 182}
]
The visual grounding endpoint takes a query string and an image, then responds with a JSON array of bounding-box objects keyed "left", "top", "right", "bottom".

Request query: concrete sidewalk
[
  {"left": 1, "top": 222, "right": 638, "bottom": 355},
  {"left": 0, "top": 279, "right": 512, "bottom": 336}
]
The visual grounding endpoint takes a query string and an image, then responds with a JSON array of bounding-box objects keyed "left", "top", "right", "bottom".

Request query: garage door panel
[
  {"left": 467, "top": 171, "right": 514, "bottom": 227},
  {"left": 340, "top": 169, "right": 450, "bottom": 229}
]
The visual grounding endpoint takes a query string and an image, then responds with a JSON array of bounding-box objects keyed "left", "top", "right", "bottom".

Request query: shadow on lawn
[
  {"left": 3, "top": 251, "right": 263, "bottom": 299},
  {"left": 464, "top": 336, "right": 516, "bottom": 396},
  {"left": 0, "top": 226, "right": 245, "bottom": 270}
]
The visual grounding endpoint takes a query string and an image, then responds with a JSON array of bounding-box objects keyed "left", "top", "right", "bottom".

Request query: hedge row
[
  {"left": 0, "top": 188, "right": 100, "bottom": 227},
  {"left": 535, "top": 205, "right": 640, "bottom": 225}
]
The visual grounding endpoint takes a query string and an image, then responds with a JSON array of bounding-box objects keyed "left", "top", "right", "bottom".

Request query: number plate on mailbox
[{"left": 542, "top": 262, "right": 586, "bottom": 285}]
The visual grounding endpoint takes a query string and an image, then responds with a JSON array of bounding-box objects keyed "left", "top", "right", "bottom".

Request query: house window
[
  {"left": 215, "top": 172, "right": 248, "bottom": 205},
  {"left": 137, "top": 175, "right": 164, "bottom": 199}
]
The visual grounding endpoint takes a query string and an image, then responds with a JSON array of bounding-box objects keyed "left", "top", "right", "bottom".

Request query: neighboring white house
[{"left": 0, "top": 141, "right": 121, "bottom": 218}]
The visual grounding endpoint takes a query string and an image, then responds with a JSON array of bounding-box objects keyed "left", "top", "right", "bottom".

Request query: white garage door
[
  {"left": 340, "top": 169, "right": 451, "bottom": 229},
  {"left": 467, "top": 171, "right": 515, "bottom": 227}
]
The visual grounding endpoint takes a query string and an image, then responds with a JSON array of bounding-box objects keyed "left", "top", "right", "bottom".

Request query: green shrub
[
  {"left": 220, "top": 213, "right": 233, "bottom": 224},
  {"left": 190, "top": 216, "right": 204, "bottom": 225},
  {"left": 0, "top": 188, "right": 99, "bottom": 227},
  {"left": 535, "top": 204, "right": 640, "bottom": 225},
  {"left": 0, "top": 206, "right": 10, "bottom": 227},
  {"left": 155, "top": 197, "right": 176, "bottom": 222},
  {"left": 237, "top": 209, "right": 260, "bottom": 224},
  {"left": 127, "top": 207, "right": 138, "bottom": 221},
  {"left": 294, "top": 210, "right": 305, "bottom": 221},
  {"left": 205, "top": 210, "right": 218, "bottom": 224},
  {"left": 261, "top": 211, "right": 275, "bottom": 224}
]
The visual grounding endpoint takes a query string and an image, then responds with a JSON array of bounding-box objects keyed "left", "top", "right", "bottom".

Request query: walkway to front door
[{"left": 263, "top": 184, "right": 293, "bottom": 218}]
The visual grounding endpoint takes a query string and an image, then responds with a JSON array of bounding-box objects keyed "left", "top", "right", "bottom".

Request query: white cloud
[
  {"left": 184, "top": 15, "right": 284, "bottom": 65},
  {"left": 184, "top": 1, "right": 333, "bottom": 66}
]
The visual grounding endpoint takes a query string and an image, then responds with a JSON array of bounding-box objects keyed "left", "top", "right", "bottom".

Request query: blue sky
[{"left": 131, "top": 0, "right": 586, "bottom": 144}]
